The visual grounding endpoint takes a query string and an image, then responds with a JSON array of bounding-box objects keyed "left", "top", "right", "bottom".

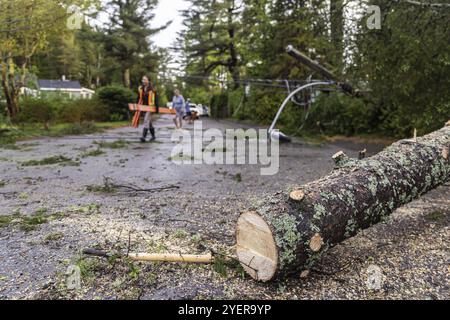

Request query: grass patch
[
  {"left": 190, "top": 234, "right": 202, "bottom": 246},
  {"left": 173, "top": 229, "right": 189, "bottom": 239},
  {"left": 0, "top": 215, "right": 16, "bottom": 228},
  {"left": 233, "top": 173, "right": 242, "bottom": 183},
  {"left": 425, "top": 211, "right": 445, "bottom": 222},
  {"left": 76, "top": 257, "right": 106, "bottom": 279},
  {"left": 0, "top": 180, "right": 5, "bottom": 188},
  {"left": 21, "top": 155, "right": 79, "bottom": 167},
  {"left": 81, "top": 149, "right": 106, "bottom": 158},
  {"left": 168, "top": 153, "right": 196, "bottom": 162},
  {"left": 19, "top": 215, "right": 49, "bottom": 232},
  {"left": 213, "top": 252, "right": 246, "bottom": 279},
  {"left": 93, "top": 140, "right": 128, "bottom": 149},
  {"left": 292, "top": 132, "right": 327, "bottom": 147},
  {"left": 59, "top": 122, "right": 100, "bottom": 135},
  {"left": 0, "top": 209, "right": 67, "bottom": 232},
  {"left": 0, "top": 121, "right": 129, "bottom": 144},
  {"left": 44, "top": 232, "right": 64, "bottom": 242},
  {"left": 1, "top": 143, "right": 39, "bottom": 151}
]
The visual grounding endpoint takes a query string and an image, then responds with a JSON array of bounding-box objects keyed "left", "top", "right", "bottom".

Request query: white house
[{"left": 38, "top": 76, "right": 95, "bottom": 99}]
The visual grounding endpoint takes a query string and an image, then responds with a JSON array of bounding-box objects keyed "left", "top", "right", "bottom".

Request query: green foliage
[
  {"left": 213, "top": 252, "right": 246, "bottom": 279},
  {"left": 16, "top": 98, "right": 55, "bottom": 128},
  {"left": 180, "top": 0, "right": 241, "bottom": 87},
  {"left": 96, "top": 85, "right": 135, "bottom": 120},
  {"left": 16, "top": 96, "right": 109, "bottom": 127},
  {"left": 81, "top": 148, "right": 106, "bottom": 158},
  {"left": 301, "top": 93, "right": 376, "bottom": 136},
  {"left": 57, "top": 98, "right": 109, "bottom": 123},
  {"left": 210, "top": 93, "right": 229, "bottom": 118},
  {"left": 102, "top": 0, "right": 167, "bottom": 87},
  {"left": 425, "top": 211, "right": 445, "bottom": 222},
  {"left": 183, "top": 86, "right": 213, "bottom": 106},
  {"left": 0, "top": 210, "right": 67, "bottom": 232},
  {"left": 348, "top": 0, "right": 450, "bottom": 137},
  {"left": 0, "top": 0, "right": 96, "bottom": 117},
  {"left": 4, "top": 0, "right": 448, "bottom": 137},
  {"left": 76, "top": 257, "right": 104, "bottom": 279},
  {"left": 232, "top": 88, "right": 285, "bottom": 124},
  {"left": 44, "top": 232, "right": 64, "bottom": 242},
  {"left": 21, "top": 156, "right": 78, "bottom": 167},
  {"left": 181, "top": 0, "right": 449, "bottom": 137},
  {"left": 227, "top": 90, "right": 245, "bottom": 117}
]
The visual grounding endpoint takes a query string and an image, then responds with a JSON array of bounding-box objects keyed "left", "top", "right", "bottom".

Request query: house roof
[{"left": 38, "top": 80, "right": 82, "bottom": 90}]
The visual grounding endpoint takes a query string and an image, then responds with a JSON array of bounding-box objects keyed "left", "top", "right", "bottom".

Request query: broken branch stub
[
  {"left": 236, "top": 123, "right": 450, "bottom": 282},
  {"left": 290, "top": 189, "right": 305, "bottom": 202}
]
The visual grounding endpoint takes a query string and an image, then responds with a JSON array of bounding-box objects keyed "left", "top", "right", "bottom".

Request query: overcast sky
[{"left": 151, "top": 0, "right": 190, "bottom": 48}]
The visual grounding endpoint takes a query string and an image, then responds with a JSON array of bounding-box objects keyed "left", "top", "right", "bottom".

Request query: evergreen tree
[
  {"left": 102, "top": 0, "right": 170, "bottom": 87},
  {"left": 180, "top": 0, "right": 242, "bottom": 88}
]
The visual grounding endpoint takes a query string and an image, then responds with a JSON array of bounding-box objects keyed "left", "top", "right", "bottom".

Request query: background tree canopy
[{"left": 1, "top": 0, "right": 449, "bottom": 137}]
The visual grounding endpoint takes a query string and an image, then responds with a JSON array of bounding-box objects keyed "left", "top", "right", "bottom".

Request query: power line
[
  {"left": 402, "top": 0, "right": 450, "bottom": 8},
  {"left": 158, "top": 74, "right": 326, "bottom": 90}
]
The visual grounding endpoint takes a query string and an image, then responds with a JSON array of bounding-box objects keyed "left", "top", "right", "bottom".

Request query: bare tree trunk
[
  {"left": 330, "top": 0, "right": 344, "bottom": 74},
  {"left": 1, "top": 57, "right": 20, "bottom": 117},
  {"left": 236, "top": 122, "right": 450, "bottom": 281},
  {"left": 123, "top": 68, "right": 131, "bottom": 88},
  {"left": 227, "top": 0, "right": 240, "bottom": 90}
]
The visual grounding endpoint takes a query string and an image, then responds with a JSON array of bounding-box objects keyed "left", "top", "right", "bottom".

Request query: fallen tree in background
[{"left": 236, "top": 122, "right": 450, "bottom": 281}]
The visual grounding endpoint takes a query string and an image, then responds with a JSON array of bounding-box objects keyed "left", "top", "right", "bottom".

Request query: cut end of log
[
  {"left": 309, "top": 233, "right": 324, "bottom": 252},
  {"left": 332, "top": 151, "right": 346, "bottom": 161},
  {"left": 290, "top": 189, "right": 305, "bottom": 202},
  {"left": 332, "top": 151, "right": 348, "bottom": 166},
  {"left": 445, "top": 120, "right": 450, "bottom": 127},
  {"left": 236, "top": 211, "right": 278, "bottom": 282}
]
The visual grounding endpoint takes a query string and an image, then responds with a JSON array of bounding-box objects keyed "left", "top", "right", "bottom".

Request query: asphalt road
[{"left": 0, "top": 116, "right": 448, "bottom": 300}]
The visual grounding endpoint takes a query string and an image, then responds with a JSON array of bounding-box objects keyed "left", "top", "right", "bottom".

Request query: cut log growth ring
[
  {"left": 236, "top": 123, "right": 450, "bottom": 281},
  {"left": 236, "top": 212, "right": 278, "bottom": 281}
]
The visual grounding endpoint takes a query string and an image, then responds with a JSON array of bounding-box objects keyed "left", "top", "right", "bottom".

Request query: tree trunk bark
[
  {"left": 1, "top": 58, "right": 20, "bottom": 117},
  {"left": 227, "top": 0, "right": 240, "bottom": 90},
  {"left": 330, "top": 0, "right": 344, "bottom": 74},
  {"left": 236, "top": 123, "right": 450, "bottom": 281},
  {"left": 123, "top": 68, "right": 131, "bottom": 88}
]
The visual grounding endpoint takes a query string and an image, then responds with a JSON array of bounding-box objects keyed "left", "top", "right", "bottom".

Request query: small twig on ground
[
  {"left": 0, "top": 192, "right": 16, "bottom": 197},
  {"left": 311, "top": 261, "right": 353, "bottom": 276},
  {"left": 88, "top": 177, "right": 180, "bottom": 195},
  {"left": 126, "top": 231, "right": 132, "bottom": 257}
]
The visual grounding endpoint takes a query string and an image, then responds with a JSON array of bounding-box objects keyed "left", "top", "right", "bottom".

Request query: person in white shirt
[{"left": 172, "top": 89, "right": 185, "bottom": 129}]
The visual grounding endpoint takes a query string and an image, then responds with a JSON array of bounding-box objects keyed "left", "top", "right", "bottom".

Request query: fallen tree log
[{"left": 236, "top": 122, "right": 450, "bottom": 281}]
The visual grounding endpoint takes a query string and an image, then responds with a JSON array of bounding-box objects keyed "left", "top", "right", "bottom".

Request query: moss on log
[{"left": 236, "top": 123, "right": 450, "bottom": 281}]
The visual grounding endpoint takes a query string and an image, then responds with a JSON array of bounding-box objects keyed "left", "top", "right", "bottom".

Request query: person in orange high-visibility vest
[{"left": 137, "top": 75, "right": 159, "bottom": 142}]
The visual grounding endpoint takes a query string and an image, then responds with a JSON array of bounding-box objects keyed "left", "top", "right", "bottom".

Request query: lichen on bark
[{"left": 247, "top": 124, "right": 450, "bottom": 280}]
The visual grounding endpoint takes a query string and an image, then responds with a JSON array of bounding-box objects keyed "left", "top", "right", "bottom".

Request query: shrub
[
  {"left": 57, "top": 98, "right": 109, "bottom": 123},
  {"left": 17, "top": 97, "right": 56, "bottom": 129},
  {"left": 96, "top": 85, "right": 135, "bottom": 121},
  {"left": 302, "top": 93, "right": 374, "bottom": 136},
  {"left": 184, "top": 86, "right": 213, "bottom": 106}
]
